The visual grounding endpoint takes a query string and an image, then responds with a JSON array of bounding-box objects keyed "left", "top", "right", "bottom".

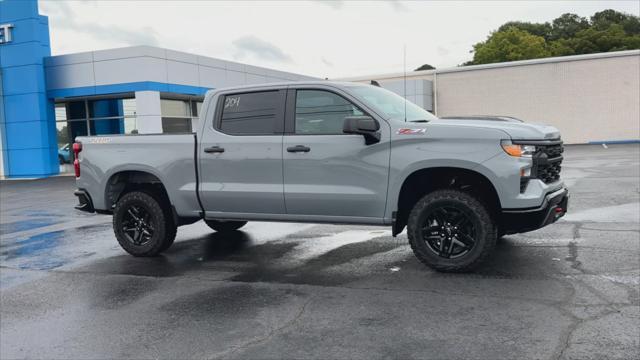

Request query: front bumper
[
  {"left": 74, "top": 189, "right": 95, "bottom": 213},
  {"left": 501, "top": 187, "right": 569, "bottom": 235}
]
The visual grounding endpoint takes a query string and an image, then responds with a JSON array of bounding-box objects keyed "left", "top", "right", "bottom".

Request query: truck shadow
[{"left": 78, "top": 230, "right": 568, "bottom": 287}]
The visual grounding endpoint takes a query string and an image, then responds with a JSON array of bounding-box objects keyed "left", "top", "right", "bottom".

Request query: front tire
[
  {"left": 204, "top": 220, "right": 247, "bottom": 232},
  {"left": 113, "top": 191, "right": 174, "bottom": 257},
  {"left": 407, "top": 189, "right": 497, "bottom": 272}
]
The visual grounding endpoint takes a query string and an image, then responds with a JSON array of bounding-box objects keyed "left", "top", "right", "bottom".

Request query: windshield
[{"left": 347, "top": 84, "right": 439, "bottom": 122}]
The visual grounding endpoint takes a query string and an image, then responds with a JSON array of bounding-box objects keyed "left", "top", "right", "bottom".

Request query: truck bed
[{"left": 75, "top": 134, "right": 201, "bottom": 217}]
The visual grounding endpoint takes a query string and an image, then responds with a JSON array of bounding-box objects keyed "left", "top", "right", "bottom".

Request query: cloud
[
  {"left": 40, "top": 1, "right": 159, "bottom": 47},
  {"left": 311, "top": 0, "right": 344, "bottom": 9},
  {"left": 387, "top": 0, "right": 408, "bottom": 12},
  {"left": 67, "top": 22, "right": 159, "bottom": 47},
  {"left": 232, "top": 36, "right": 293, "bottom": 63},
  {"left": 321, "top": 57, "right": 334, "bottom": 67},
  {"left": 312, "top": 0, "right": 405, "bottom": 11}
]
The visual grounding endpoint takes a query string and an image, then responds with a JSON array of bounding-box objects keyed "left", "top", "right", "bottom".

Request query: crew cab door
[
  {"left": 199, "top": 89, "right": 286, "bottom": 215},
  {"left": 282, "top": 86, "right": 391, "bottom": 220}
]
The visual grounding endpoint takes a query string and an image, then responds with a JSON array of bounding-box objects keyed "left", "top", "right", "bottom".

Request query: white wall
[
  {"left": 342, "top": 50, "right": 640, "bottom": 144},
  {"left": 375, "top": 79, "right": 433, "bottom": 111},
  {"left": 434, "top": 54, "right": 640, "bottom": 144}
]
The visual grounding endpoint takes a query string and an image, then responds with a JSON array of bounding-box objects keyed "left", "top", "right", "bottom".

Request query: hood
[{"left": 429, "top": 118, "right": 561, "bottom": 140}]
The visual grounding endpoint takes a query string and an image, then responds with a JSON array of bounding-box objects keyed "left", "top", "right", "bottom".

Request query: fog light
[{"left": 520, "top": 167, "right": 531, "bottom": 177}]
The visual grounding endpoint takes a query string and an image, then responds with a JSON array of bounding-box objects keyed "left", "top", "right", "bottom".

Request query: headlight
[{"left": 501, "top": 140, "right": 536, "bottom": 157}]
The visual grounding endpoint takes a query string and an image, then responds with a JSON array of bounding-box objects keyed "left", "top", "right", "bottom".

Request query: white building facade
[{"left": 341, "top": 50, "right": 640, "bottom": 145}]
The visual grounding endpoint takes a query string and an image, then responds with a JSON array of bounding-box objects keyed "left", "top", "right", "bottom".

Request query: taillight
[{"left": 73, "top": 142, "right": 82, "bottom": 177}]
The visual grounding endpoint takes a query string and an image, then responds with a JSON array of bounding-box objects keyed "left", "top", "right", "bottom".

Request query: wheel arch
[
  {"left": 104, "top": 169, "right": 172, "bottom": 212},
  {"left": 391, "top": 166, "right": 502, "bottom": 236}
]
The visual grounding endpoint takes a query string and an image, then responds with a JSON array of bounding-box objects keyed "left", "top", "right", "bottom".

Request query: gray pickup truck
[{"left": 74, "top": 81, "right": 568, "bottom": 272}]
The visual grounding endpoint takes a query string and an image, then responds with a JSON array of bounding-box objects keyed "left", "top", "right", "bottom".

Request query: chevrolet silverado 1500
[{"left": 74, "top": 81, "right": 569, "bottom": 272}]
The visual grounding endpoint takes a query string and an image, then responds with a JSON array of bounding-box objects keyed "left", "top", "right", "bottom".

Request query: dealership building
[{"left": 1, "top": 0, "right": 639, "bottom": 179}]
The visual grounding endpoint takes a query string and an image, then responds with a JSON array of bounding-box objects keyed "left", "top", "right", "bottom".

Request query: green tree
[
  {"left": 498, "top": 21, "right": 552, "bottom": 40},
  {"left": 575, "top": 24, "right": 640, "bottom": 52},
  {"left": 621, "top": 15, "right": 640, "bottom": 35},
  {"left": 549, "top": 13, "right": 590, "bottom": 40},
  {"left": 470, "top": 27, "right": 551, "bottom": 65},
  {"left": 414, "top": 64, "right": 435, "bottom": 71},
  {"left": 465, "top": 9, "right": 640, "bottom": 65},
  {"left": 591, "top": 9, "right": 628, "bottom": 30},
  {"left": 57, "top": 125, "right": 69, "bottom": 146}
]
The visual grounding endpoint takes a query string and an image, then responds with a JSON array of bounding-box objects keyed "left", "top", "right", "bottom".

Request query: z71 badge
[{"left": 397, "top": 128, "right": 427, "bottom": 135}]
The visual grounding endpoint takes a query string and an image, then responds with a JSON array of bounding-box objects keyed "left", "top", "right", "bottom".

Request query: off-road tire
[
  {"left": 159, "top": 214, "right": 177, "bottom": 252},
  {"left": 204, "top": 220, "right": 247, "bottom": 232},
  {"left": 155, "top": 190, "right": 177, "bottom": 252},
  {"left": 113, "top": 191, "right": 174, "bottom": 256},
  {"left": 407, "top": 189, "right": 497, "bottom": 272}
]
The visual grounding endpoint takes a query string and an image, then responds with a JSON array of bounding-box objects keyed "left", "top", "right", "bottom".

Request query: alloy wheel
[
  {"left": 422, "top": 205, "right": 477, "bottom": 258},
  {"left": 121, "top": 204, "right": 155, "bottom": 246}
]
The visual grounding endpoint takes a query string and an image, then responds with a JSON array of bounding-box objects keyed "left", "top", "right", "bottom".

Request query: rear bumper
[
  {"left": 74, "top": 189, "right": 95, "bottom": 213},
  {"left": 501, "top": 187, "right": 569, "bottom": 234}
]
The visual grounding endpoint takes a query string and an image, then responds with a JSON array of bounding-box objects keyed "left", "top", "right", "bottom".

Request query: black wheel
[
  {"left": 204, "top": 219, "right": 247, "bottom": 232},
  {"left": 58, "top": 155, "right": 65, "bottom": 165},
  {"left": 113, "top": 191, "right": 174, "bottom": 256},
  {"left": 407, "top": 189, "right": 497, "bottom": 272}
]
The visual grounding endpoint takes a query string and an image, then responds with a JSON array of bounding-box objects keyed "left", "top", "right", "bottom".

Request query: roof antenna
[{"left": 403, "top": 44, "right": 407, "bottom": 122}]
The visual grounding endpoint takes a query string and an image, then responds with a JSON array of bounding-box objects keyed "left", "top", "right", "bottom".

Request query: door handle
[
  {"left": 287, "top": 145, "right": 311, "bottom": 153},
  {"left": 204, "top": 146, "right": 225, "bottom": 153}
]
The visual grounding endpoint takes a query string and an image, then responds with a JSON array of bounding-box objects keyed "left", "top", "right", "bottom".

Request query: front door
[
  {"left": 199, "top": 89, "right": 287, "bottom": 215},
  {"left": 283, "top": 87, "right": 390, "bottom": 220}
]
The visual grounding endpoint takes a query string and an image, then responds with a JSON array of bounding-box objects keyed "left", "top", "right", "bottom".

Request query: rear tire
[
  {"left": 159, "top": 214, "right": 177, "bottom": 252},
  {"left": 113, "top": 191, "right": 175, "bottom": 257},
  {"left": 407, "top": 189, "right": 497, "bottom": 272},
  {"left": 204, "top": 220, "right": 247, "bottom": 232}
]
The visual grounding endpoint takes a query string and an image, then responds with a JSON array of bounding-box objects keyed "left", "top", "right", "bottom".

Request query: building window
[
  {"left": 160, "top": 98, "right": 202, "bottom": 133},
  {"left": 55, "top": 98, "right": 138, "bottom": 137},
  {"left": 54, "top": 98, "right": 137, "bottom": 172},
  {"left": 122, "top": 99, "right": 138, "bottom": 134}
]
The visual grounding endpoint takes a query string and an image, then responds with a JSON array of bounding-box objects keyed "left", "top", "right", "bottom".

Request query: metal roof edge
[{"left": 336, "top": 50, "right": 640, "bottom": 81}]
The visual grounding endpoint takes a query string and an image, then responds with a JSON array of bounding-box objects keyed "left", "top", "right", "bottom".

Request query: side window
[
  {"left": 219, "top": 91, "right": 280, "bottom": 135},
  {"left": 295, "top": 90, "right": 364, "bottom": 135}
]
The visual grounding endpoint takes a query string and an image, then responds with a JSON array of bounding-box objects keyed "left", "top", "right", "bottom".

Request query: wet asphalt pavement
[{"left": 0, "top": 144, "right": 638, "bottom": 359}]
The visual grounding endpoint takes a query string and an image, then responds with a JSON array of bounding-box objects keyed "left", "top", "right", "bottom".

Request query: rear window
[{"left": 219, "top": 91, "right": 280, "bottom": 135}]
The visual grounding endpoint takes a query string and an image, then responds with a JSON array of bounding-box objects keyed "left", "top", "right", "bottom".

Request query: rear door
[
  {"left": 282, "top": 86, "right": 391, "bottom": 220},
  {"left": 199, "top": 89, "right": 287, "bottom": 215}
]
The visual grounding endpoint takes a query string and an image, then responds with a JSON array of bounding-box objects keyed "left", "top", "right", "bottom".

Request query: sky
[{"left": 39, "top": 0, "right": 640, "bottom": 79}]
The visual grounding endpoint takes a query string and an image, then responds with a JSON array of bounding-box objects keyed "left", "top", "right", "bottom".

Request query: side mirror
[{"left": 343, "top": 116, "right": 381, "bottom": 145}]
